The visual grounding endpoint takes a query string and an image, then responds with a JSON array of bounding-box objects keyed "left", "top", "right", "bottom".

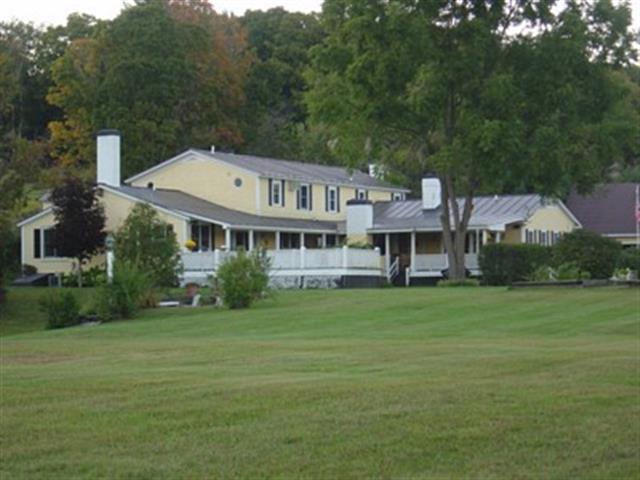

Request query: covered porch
[{"left": 372, "top": 228, "right": 503, "bottom": 284}]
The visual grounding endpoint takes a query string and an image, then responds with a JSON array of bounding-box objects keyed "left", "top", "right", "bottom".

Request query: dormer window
[
  {"left": 355, "top": 189, "right": 367, "bottom": 200},
  {"left": 269, "top": 179, "right": 285, "bottom": 207},
  {"left": 391, "top": 192, "right": 404, "bottom": 201}
]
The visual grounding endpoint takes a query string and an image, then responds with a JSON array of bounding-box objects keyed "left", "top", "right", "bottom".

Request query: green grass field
[{"left": 1, "top": 286, "right": 638, "bottom": 478}]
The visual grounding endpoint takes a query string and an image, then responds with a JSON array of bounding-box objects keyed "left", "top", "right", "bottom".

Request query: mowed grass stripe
[{"left": 1, "top": 287, "right": 638, "bottom": 478}]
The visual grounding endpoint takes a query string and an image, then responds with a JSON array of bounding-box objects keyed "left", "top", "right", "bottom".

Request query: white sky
[{"left": 0, "top": 0, "right": 638, "bottom": 29}]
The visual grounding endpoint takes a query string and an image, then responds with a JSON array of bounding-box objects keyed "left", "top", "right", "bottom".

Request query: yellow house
[{"left": 17, "top": 130, "right": 580, "bottom": 286}]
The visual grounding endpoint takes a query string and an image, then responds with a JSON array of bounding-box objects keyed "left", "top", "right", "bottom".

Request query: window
[
  {"left": 233, "top": 231, "right": 249, "bottom": 250},
  {"left": 391, "top": 192, "right": 404, "bottom": 201},
  {"left": 355, "top": 189, "right": 367, "bottom": 200},
  {"left": 325, "top": 234, "right": 337, "bottom": 247},
  {"left": 269, "top": 179, "right": 285, "bottom": 207},
  {"left": 43, "top": 229, "right": 58, "bottom": 257},
  {"left": 280, "top": 232, "right": 301, "bottom": 249},
  {"left": 297, "top": 183, "right": 312, "bottom": 210},
  {"left": 326, "top": 186, "right": 339, "bottom": 213},
  {"left": 190, "top": 222, "right": 211, "bottom": 251},
  {"left": 33, "top": 228, "right": 59, "bottom": 259}
]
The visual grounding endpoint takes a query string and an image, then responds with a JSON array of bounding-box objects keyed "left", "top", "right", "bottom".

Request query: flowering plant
[{"left": 185, "top": 239, "right": 197, "bottom": 251}]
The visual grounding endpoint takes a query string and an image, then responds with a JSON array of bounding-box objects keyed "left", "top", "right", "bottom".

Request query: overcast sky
[{"left": 1, "top": 0, "right": 639, "bottom": 28}]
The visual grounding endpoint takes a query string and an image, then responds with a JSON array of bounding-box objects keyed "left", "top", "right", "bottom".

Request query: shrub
[
  {"left": 62, "top": 265, "right": 106, "bottom": 287},
  {"left": 39, "top": 291, "right": 81, "bottom": 329},
  {"left": 617, "top": 249, "right": 640, "bottom": 272},
  {"left": 22, "top": 264, "right": 37, "bottom": 275},
  {"left": 553, "top": 230, "right": 621, "bottom": 279},
  {"left": 437, "top": 279, "right": 480, "bottom": 287},
  {"left": 216, "top": 249, "right": 270, "bottom": 309},
  {"left": 530, "top": 262, "right": 590, "bottom": 281},
  {"left": 114, "top": 204, "right": 182, "bottom": 287},
  {"left": 96, "top": 261, "right": 152, "bottom": 321},
  {"left": 479, "top": 243, "right": 551, "bottom": 285}
]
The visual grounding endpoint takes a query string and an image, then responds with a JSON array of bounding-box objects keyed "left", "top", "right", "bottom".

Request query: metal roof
[
  {"left": 110, "top": 185, "right": 341, "bottom": 233},
  {"left": 193, "top": 149, "right": 409, "bottom": 192},
  {"left": 566, "top": 183, "right": 637, "bottom": 236},
  {"left": 370, "top": 194, "right": 544, "bottom": 231}
]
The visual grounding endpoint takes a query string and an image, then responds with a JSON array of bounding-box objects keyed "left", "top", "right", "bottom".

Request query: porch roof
[
  {"left": 107, "top": 185, "right": 341, "bottom": 233},
  {"left": 368, "top": 194, "right": 544, "bottom": 232}
]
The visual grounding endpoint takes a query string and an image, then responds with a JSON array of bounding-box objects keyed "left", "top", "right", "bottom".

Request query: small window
[
  {"left": 297, "top": 184, "right": 311, "bottom": 210},
  {"left": 234, "top": 178, "right": 242, "bottom": 187},
  {"left": 326, "top": 186, "right": 338, "bottom": 213},
  {"left": 269, "top": 179, "right": 284, "bottom": 207},
  {"left": 356, "top": 189, "right": 367, "bottom": 200},
  {"left": 391, "top": 192, "right": 404, "bottom": 201},
  {"left": 279, "top": 232, "right": 301, "bottom": 249}
]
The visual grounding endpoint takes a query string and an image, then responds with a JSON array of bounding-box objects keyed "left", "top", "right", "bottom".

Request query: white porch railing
[{"left": 181, "top": 246, "right": 382, "bottom": 273}]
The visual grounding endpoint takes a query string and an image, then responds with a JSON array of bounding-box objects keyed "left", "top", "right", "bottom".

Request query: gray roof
[
  {"left": 111, "top": 185, "right": 341, "bottom": 233},
  {"left": 370, "top": 194, "right": 545, "bottom": 231},
  {"left": 194, "top": 149, "right": 409, "bottom": 192},
  {"left": 566, "top": 183, "right": 637, "bottom": 235}
]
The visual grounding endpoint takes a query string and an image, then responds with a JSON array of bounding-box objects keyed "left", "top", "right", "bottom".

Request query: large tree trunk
[{"left": 439, "top": 174, "right": 474, "bottom": 281}]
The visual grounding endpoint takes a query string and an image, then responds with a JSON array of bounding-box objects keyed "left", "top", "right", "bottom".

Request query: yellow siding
[
  {"left": 130, "top": 154, "right": 258, "bottom": 214},
  {"left": 20, "top": 191, "right": 189, "bottom": 274},
  {"left": 524, "top": 204, "right": 576, "bottom": 233},
  {"left": 502, "top": 226, "right": 523, "bottom": 244},
  {"left": 416, "top": 232, "right": 442, "bottom": 253},
  {"left": 259, "top": 179, "right": 398, "bottom": 221},
  {"left": 129, "top": 152, "right": 405, "bottom": 221},
  {"left": 21, "top": 210, "right": 76, "bottom": 274}
]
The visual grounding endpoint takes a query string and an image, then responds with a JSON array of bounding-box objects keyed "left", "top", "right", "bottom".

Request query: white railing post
[
  {"left": 300, "top": 245, "right": 306, "bottom": 269},
  {"left": 214, "top": 248, "right": 219, "bottom": 270},
  {"left": 342, "top": 245, "right": 349, "bottom": 268}
]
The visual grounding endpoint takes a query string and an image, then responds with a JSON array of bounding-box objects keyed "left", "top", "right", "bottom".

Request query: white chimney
[
  {"left": 346, "top": 199, "right": 374, "bottom": 239},
  {"left": 422, "top": 177, "right": 441, "bottom": 209},
  {"left": 97, "top": 129, "right": 121, "bottom": 187}
]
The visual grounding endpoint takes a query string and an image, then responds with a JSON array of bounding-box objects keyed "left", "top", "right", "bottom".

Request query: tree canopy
[{"left": 305, "top": 0, "right": 637, "bottom": 278}]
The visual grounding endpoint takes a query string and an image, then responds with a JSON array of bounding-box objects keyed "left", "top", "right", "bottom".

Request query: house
[
  {"left": 17, "top": 130, "right": 580, "bottom": 287},
  {"left": 566, "top": 183, "right": 638, "bottom": 247}
]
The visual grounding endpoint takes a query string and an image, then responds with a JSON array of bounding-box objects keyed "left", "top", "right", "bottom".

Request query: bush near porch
[{"left": 479, "top": 244, "right": 550, "bottom": 285}]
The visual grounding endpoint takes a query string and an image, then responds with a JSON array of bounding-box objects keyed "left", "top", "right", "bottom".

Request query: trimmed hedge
[
  {"left": 553, "top": 230, "right": 621, "bottom": 279},
  {"left": 616, "top": 248, "right": 640, "bottom": 272},
  {"left": 479, "top": 243, "right": 551, "bottom": 285}
]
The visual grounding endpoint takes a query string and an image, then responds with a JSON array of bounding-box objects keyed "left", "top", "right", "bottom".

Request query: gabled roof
[
  {"left": 566, "top": 183, "right": 638, "bottom": 236},
  {"left": 369, "top": 194, "right": 556, "bottom": 232},
  {"left": 126, "top": 148, "right": 409, "bottom": 192},
  {"left": 107, "top": 185, "right": 340, "bottom": 233}
]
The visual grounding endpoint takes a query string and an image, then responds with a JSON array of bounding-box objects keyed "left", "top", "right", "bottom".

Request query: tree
[
  {"left": 307, "top": 0, "right": 637, "bottom": 279},
  {"left": 114, "top": 203, "right": 181, "bottom": 287},
  {"left": 48, "top": 0, "right": 251, "bottom": 178},
  {"left": 50, "top": 176, "right": 106, "bottom": 286},
  {"left": 240, "top": 8, "right": 324, "bottom": 159}
]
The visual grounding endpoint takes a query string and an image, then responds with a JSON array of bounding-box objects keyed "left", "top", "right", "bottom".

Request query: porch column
[
  {"left": 300, "top": 232, "right": 305, "bottom": 249},
  {"left": 321, "top": 233, "right": 327, "bottom": 248},
  {"left": 248, "top": 230, "right": 255, "bottom": 251},
  {"left": 410, "top": 231, "right": 416, "bottom": 269},
  {"left": 275, "top": 231, "right": 281, "bottom": 250},
  {"left": 496, "top": 232, "right": 502, "bottom": 243},
  {"left": 384, "top": 233, "right": 391, "bottom": 273},
  {"left": 475, "top": 229, "right": 481, "bottom": 253},
  {"left": 482, "top": 229, "right": 488, "bottom": 246},
  {"left": 225, "top": 227, "right": 231, "bottom": 251}
]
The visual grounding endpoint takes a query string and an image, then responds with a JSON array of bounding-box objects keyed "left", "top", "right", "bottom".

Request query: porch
[
  {"left": 180, "top": 246, "right": 384, "bottom": 287},
  {"left": 373, "top": 230, "right": 488, "bottom": 285}
]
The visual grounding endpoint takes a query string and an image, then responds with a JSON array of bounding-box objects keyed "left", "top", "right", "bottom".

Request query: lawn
[{"left": 1, "top": 286, "right": 638, "bottom": 478}]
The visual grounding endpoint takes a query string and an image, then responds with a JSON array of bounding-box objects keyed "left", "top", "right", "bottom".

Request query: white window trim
[
  {"left": 356, "top": 189, "right": 367, "bottom": 200},
  {"left": 299, "top": 183, "right": 311, "bottom": 210},
  {"left": 41, "top": 226, "right": 61, "bottom": 259},
  {"left": 327, "top": 186, "right": 338, "bottom": 213},
  {"left": 271, "top": 179, "right": 283, "bottom": 207},
  {"left": 392, "top": 192, "right": 404, "bottom": 201}
]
